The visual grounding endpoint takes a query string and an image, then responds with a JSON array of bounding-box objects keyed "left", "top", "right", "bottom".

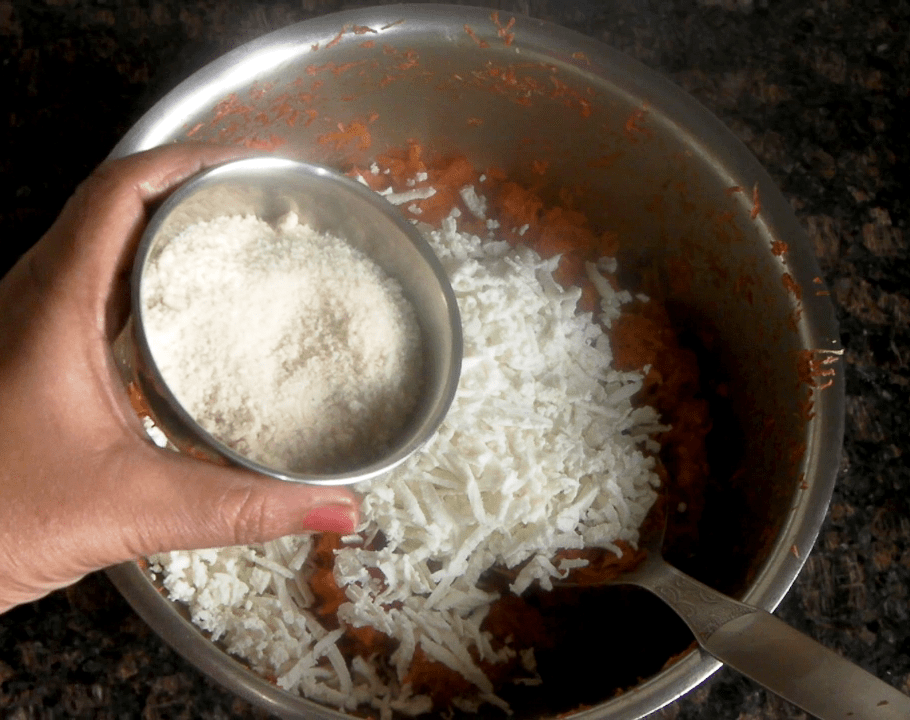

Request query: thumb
[{"left": 116, "top": 443, "right": 360, "bottom": 559}]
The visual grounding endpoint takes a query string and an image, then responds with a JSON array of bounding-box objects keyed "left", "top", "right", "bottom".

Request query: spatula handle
[
  {"left": 705, "top": 609, "right": 910, "bottom": 720},
  {"left": 636, "top": 560, "right": 910, "bottom": 719}
]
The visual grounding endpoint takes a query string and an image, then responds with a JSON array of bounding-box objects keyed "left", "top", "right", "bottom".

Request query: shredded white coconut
[
  {"left": 141, "top": 212, "right": 422, "bottom": 473},
  {"left": 151, "top": 180, "right": 664, "bottom": 717}
]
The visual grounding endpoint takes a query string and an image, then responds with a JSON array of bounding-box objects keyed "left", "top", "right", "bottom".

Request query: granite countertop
[{"left": 1, "top": 1, "right": 908, "bottom": 718}]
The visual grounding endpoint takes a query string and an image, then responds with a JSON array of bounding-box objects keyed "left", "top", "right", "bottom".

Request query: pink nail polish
[{"left": 301, "top": 504, "right": 357, "bottom": 534}]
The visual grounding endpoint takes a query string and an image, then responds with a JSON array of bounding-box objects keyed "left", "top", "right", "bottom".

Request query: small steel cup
[{"left": 115, "top": 156, "right": 462, "bottom": 486}]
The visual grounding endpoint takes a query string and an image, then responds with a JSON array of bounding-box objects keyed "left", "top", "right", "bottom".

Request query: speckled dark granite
[{"left": 1, "top": 1, "right": 908, "bottom": 718}]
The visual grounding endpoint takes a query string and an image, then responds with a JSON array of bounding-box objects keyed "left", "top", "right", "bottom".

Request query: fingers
[{"left": 116, "top": 443, "right": 359, "bottom": 560}]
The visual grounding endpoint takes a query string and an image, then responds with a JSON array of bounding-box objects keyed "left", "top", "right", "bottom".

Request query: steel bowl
[
  {"left": 106, "top": 5, "right": 844, "bottom": 719},
  {"left": 123, "top": 156, "right": 462, "bottom": 486}
]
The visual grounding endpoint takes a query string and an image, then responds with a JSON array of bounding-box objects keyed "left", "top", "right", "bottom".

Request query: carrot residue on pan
[
  {"left": 813, "top": 276, "right": 831, "bottom": 297},
  {"left": 490, "top": 11, "right": 516, "bottom": 46},
  {"left": 781, "top": 272, "right": 803, "bottom": 300},
  {"left": 797, "top": 348, "right": 841, "bottom": 392},
  {"left": 588, "top": 151, "right": 621, "bottom": 169},
  {"left": 326, "top": 27, "right": 346, "bottom": 49},
  {"left": 318, "top": 121, "right": 372, "bottom": 151},
  {"left": 242, "top": 134, "right": 285, "bottom": 151},
  {"left": 625, "top": 104, "right": 651, "bottom": 142},
  {"left": 463, "top": 24, "right": 489, "bottom": 48}
]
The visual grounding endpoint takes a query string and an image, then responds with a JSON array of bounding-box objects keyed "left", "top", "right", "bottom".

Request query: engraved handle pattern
[
  {"left": 628, "top": 558, "right": 754, "bottom": 643},
  {"left": 625, "top": 557, "right": 910, "bottom": 719}
]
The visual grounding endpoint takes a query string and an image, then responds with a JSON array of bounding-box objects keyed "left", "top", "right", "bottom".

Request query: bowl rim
[{"left": 107, "top": 4, "right": 845, "bottom": 719}]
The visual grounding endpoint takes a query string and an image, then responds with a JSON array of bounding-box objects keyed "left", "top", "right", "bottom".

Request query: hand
[{"left": 0, "top": 144, "right": 359, "bottom": 614}]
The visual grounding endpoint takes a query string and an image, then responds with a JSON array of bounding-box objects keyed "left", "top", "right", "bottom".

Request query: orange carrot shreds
[
  {"left": 481, "top": 595, "right": 551, "bottom": 650},
  {"left": 611, "top": 312, "right": 673, "bottom": 375},
  {"left": 554, "top": 541, "right": 647, "bottom": 586},
  {"left": 613, "top": 303, "right": 705, "bottom": 412},
  {"left": 309, "top": 534, "right": 347, "bottom": 620},
  {"left": 372, "top": 155, "right": 408, "bottom": 183},
  {"left": 349, "top": 165, "right": 391, "bottom": 193},
  {"left": 433, "top": 155, "right": 477, "bottom": 190},
  {"left": 488, "top": 178, "right": 622, "bottom": 314},
  {"left": 782, "top": 272, "right": 802, "bottom": 300},
  {"left": 326, "top": 27, "right": 346, "bottom": 49},
  {"left": 310, "top": 566, "right": 346, "bottom": 620},
  {"left": 494, "top": 180, "right": 544, "bottom": 232},
  {"left": 127, "top": 382, "right": 151, "bottom": 417},
  {"left": 771, "top": 240, "right": 788, "bottom": 256},
  {"left": 403, "top": 647, "right": 476, "bottom": 706},
  {"left": 341, "top": 623, "right": 394, "bottom": 660},
  {"left": 551, "top": 255, "right": 591, "bottom": 305},
  {"left": 409, "top": 185, "right": 463, "bottom": 225},
  {"left": 659, "top": 398, "right": 711, "bottom": 488},
  {"left": 531, "top": 159, "right": 549, "bottom": 175},
  {"left": 313, "top": 532, "right": 342, "bottom": 560},
  {"left": 490, "top": 11, "right": 516, "bottom": 46},
  {"left": 242, "top": 134, "right": 285, "bottom": 151},
  {"left": 317, "top": 121, "right": 372, "bottom": 151},
  {"left": 609, "top": 298, "right": 712, "bottom": 561},
  {"left": 405, "top": 142, "right": 427, "bottom": 176},
  {"left": 397, "top": 50, "right": 420, "bottom": 71},
  {"left": 535, "top": 207, "right": 592, "bottom": 256},
  {"left": 463, "top": 24, "right": 490, "bottom": 48},
  {"left": 624, "top": 105, "right": 651, "bottom": 141},
  {"left": 212, "top": 93, "right": 252, "bottom": 123},
  {"left": 374, "top": 142, "right": 427, "bottom": 185}
]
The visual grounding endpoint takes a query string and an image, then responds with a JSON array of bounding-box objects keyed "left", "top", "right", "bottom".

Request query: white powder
[
  {"left": 141, "top": 212, "right": 422, "bottom": 473},
  {"left": 151, "top": 182, "right": 664, "bottom": 718}
]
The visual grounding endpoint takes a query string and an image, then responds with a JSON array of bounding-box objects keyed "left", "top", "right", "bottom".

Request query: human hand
[{"left": 0, "top": 144, "right": 359, "bottom": 614}]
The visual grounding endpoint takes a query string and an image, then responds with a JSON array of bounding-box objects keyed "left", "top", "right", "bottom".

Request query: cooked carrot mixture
[
  {"left": 309, "top": 533, "right": 348, "bottom": 622},
  {"left": 612, "top": 302, "right": 711, "bottom": 553},
  {"left": 402, "top": 647, "right": 476, "bottom": 705},
  {"left": 307, "top": 145, "right": 713, "bottom": 708}
]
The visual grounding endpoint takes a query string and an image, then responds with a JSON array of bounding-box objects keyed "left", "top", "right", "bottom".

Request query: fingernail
[{"left": 301, "top": 504, "right": 358, "bottom": 534}]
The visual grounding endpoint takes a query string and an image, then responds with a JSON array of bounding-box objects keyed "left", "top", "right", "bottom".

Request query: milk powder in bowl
[{"left": 125, "top": 156, "right": 462, "bottom": 486}]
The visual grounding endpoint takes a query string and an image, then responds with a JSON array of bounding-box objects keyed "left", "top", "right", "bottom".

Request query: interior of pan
[{"left": 108, "top": 5, "right": 844, "bottom": 719}]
